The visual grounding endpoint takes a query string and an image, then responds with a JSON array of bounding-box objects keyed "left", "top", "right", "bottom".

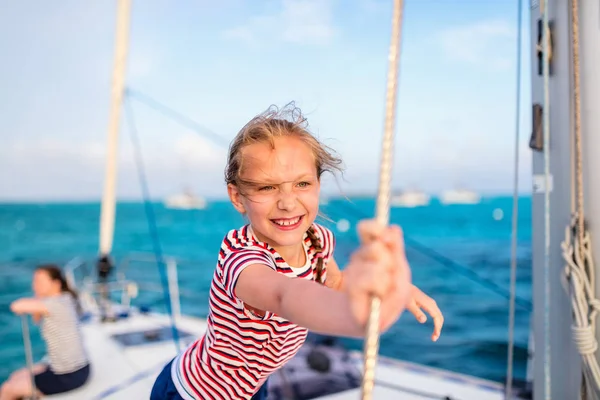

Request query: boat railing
[
  {"left": 20, "top": 315, "right": 39, "bottom": 400},
  {"left": 0, "top": 253, "right": 194, "bottom": 323},
  {"left": 64, "top": 252, "right": 189, "bottom": 321}
]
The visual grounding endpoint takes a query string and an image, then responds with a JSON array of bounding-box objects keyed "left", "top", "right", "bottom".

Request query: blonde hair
[{"left": 225, "top": 102, "right": 343, "bottom": 283}]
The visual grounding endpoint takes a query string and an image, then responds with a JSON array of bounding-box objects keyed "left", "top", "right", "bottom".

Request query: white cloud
[
  {"left": 437, "top": 19, "right": 516, "bottom": 70},
  {"left": 0, "top": 135, "right": 228, "bottom": 201},
  {"left": 222, "top": 0, "right": 337, "bottom": 47},
  {"left": 5, "top": 139, "right": 105, "bottom": 167}
]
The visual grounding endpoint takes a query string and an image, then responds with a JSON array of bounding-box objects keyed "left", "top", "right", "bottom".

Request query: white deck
[
  {"left": 322, "top": 354, "right": 510, "bottom": 399},
  {"left": 45, "top": 307, "right": 522, "bottom": 400},
  {"left": 47, "top": 310, "right": 201, "bottom": 400}
]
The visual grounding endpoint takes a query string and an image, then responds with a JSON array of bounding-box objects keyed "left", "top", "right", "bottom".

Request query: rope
[
  {"left": 560, "top": 0, "right": 600, "bottom": 397},
  {"left": 125, "top": 88, "right": 230, "bottom": 148},
  {"left": 361, "top": 0, "right": 405, "bottom": 398},
  {"left": 505, "top": 0, "right": 524, "bottom": 397},
  {"left": 561, "top": 220, "right": 600, "bottom": 395},
  {"left": 123, "top": 96, "right": 181, "bottom": 353},
  {"left": 570, "top": 0, "right": 584, "bottom": 250},
  {"left": 540, "top": 0, "right": 552, "bottom": 398}
]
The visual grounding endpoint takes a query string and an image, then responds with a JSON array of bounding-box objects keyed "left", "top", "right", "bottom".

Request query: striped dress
[{"left": 172, "top": 223, "right": 335, "bottom": 399}]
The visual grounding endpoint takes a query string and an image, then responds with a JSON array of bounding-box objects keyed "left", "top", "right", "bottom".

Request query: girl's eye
[
  {"left": 258, "top": 186, "right": 275, "bottom": 192},
  {"left": 297, "top": 182, "right": 311, "bottom": 188}
]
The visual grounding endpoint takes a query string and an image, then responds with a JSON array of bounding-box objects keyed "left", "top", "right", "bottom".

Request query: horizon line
[{"left": 0, "top": 192, "right": 533, "bottom": 205}]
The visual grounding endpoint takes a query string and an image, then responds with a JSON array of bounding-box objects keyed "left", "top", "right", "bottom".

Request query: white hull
[
  {"left": 164, "top": 194, "right": 207, "bottom": 210},
  {"left": 391, "top": 191, "right": 430, "bottom": 208},
  {"left": 439, "top": 190, "right": 481, "bottom": 205}
]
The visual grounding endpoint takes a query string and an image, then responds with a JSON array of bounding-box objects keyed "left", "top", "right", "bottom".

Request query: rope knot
[
  {"left": 590, "top": 299, "right": 600, "bottom": 313},
  {"left": 571, "top": 324, "right": 598, "bottom": 355}
]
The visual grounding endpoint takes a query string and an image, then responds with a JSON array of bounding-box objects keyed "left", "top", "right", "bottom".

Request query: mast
[
  {"left": 530, "top": 0, "right": 579, "bottom": 398},
  {"left": 530, "top": 0, "right": 599, "bottom": 398},
  {"left": 97, "top": 0, "right": 132, "bottom": 316}
]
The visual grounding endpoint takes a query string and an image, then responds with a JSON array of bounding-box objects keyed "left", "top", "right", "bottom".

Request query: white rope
[
  {"left": 561, "top": 216, "right": 600, "bottom": 397},
  {"left": 361, "top": 0, "right": 405, "bottom": 399}
]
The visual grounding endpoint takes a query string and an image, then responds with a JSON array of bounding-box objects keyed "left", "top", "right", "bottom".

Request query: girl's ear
[{"left": 228, "top": 184, "right": 246, "bottom": 214}]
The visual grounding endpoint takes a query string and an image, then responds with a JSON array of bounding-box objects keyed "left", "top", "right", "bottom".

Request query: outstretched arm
[
  {"left": 235, "top": 264, "right": 364, "bottom": 338},
  {"left": 234, "top": 221, "right": 411, "bottom": 338},
  {"left": 10, "top": 298, "right": 48, "bottom": 316}
]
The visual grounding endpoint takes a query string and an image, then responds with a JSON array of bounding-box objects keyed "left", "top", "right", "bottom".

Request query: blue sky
[{"left": 0, "top": 0, "right": 532, "bottom": 201}]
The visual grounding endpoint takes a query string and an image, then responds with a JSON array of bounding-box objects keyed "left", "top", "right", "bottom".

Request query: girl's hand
[
  {"left": 10, "top": 300, "right": 24, "bottom": 315},
  {"left": 407, "top": 285, "right": 444, "bottom": 341},
  {"left": 343, "top": 220, "right": 412, "bottom": 333}
]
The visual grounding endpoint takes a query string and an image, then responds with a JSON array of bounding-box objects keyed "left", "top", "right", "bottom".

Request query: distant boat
[
  {"left": 391, "top": 189, "right": 430, "bottom": 208},
  {"left": 164, "top": 190, "right": 207, "bottom": 210},
  {"left": 439, "top": 188, "right": 481, "bottom": 205}
]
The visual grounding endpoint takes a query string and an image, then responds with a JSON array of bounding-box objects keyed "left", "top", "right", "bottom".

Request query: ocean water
[{"left": 0, "top": 196, "right": 532, "bottom": 386}]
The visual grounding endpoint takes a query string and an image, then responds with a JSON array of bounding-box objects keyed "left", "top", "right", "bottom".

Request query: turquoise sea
[{"left": 0, "top": 196, "right": 532, "bottom": 385}]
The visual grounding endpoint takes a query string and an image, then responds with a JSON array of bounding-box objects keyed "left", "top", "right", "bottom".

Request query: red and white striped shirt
[{"left": 172, "top": 223, "right": 335, "bottom": 399}]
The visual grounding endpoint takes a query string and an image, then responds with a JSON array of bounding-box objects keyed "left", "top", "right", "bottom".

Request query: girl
[
  {"left": 1, "top": 264, "right": 90, "bottom": 400},
  {"left": 151, "top": 104, "right": 443, "bottom": 400}
]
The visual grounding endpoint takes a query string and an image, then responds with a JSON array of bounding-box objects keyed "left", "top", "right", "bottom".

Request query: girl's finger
[
  {"left": 417, "top": 300, "right": 444, "bottom": 341},
  {"left": 407, "top": 300, "right": 427, "bottom": 323},
  {"left": 348, "top": 262, "right": 393, "bottom": 298},
  {"left": 357, "top": 219, "right": 386, "bottom": 244}
]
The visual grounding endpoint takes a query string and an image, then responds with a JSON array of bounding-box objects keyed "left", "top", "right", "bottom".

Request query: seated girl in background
[
  {"left": 1, "top": 264, "right": 90, "bottom": 400},
  {"left": 151, "top": 104, "right": 444, "bottom": 400}
]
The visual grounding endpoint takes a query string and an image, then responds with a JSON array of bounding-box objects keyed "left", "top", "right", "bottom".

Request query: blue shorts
[
  {"left": 34, "top": 364, "right": 90, "bottom": 395},
  {"left": 151, "top": 359, "right": 269, "bottom": 400}
]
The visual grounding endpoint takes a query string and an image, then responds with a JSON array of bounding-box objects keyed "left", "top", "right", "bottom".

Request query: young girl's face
[
  {"left": 228, "top": 136, "right": 320, "bottom": 249},
  {"left": 32, "top": 270, "right": 59, "bottom": 297}
]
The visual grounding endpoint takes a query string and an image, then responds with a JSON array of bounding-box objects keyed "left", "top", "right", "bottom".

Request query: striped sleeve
[
  {"left": 41, "top": 295, "right": 70, "bottom": 319},
  {"left": 221, "top": 249, "right": 274, "bottom": 299}
]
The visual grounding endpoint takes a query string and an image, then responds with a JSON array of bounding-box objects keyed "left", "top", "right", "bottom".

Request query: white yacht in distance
[
  {"left": 391, "top": 189, "right": 430, "bottom": 208},
  {"left": 164, "top": 189, "right": 207, "bottom": 210},
  {"left": 439, "top": 188, "right": 481, "bottom": 205}
]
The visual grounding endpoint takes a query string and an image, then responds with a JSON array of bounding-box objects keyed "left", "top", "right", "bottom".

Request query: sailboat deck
[{"left": 45, "top": 309, "right": 524, "bottom": 400}]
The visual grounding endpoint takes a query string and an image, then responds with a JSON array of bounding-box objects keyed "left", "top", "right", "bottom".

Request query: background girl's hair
[
  {"left": 225, "top": 102, "right": 344, "bottom": 188},
  {"left": 36, "top": 264, "right": 82, "bottom": 315},
  {"left": 306, "top": 226, "right": 325, "bottom": 284}
]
